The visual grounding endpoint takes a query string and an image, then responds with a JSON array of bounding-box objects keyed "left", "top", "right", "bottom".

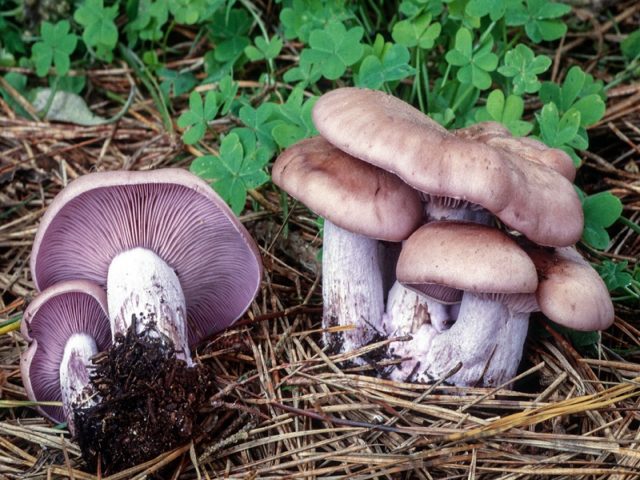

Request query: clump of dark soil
[{"left": 74, "top": 319, "right": 216, "bottom": 473}]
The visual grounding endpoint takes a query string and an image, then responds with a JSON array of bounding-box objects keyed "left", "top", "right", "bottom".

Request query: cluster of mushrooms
[
  {"left": 274, "top": 87, "right": 614, "bottom": 387},
  {"left": 21, "top": 169, "right": 262, "bottom": 464}
]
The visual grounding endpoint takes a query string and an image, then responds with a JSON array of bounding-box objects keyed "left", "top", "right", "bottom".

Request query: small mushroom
[
  {"left": 30, "top": 169, "right": 263, "bottom": 358},
  {"left": 523, "top": 244, "right": 615, "bottom": 331},
  {"left": 395, "top": 221, "right": 538, "bottom": 386},
  {"left": 273, "top": 136, "right": 423, "bottom": 353},
  {"left": 20, "top": 280, "right": 111, "bottom": 432},
  {"left": 313, "top": 87, "right": 583, "bottom": 247}
]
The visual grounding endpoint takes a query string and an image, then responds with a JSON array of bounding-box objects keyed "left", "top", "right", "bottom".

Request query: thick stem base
[{"left": 108, "top": 247, "right": 191, "bottom": 364}]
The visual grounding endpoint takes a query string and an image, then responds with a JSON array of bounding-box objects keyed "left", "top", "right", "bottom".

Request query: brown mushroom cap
[
  {"left": 313, "top": 88, "right": 583, "bottom": 247},
  {"left": 272, "top": 136, "right": 423, "bottom": 242},
  {"left": 524, "top": 245, "right": 614, "bottom": 331},
  {"left": 455, "top": 122, "right": 576, "bottom": 182},
  {"left": 397, "top": 221, "right": 538, "bottom": 295}
]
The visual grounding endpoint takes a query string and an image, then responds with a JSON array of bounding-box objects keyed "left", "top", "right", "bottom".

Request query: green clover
[
  {"left": 299, "top": 21, "right": 364, "bottom": 80},
  {"left": 177, "top": 90, "right": 220, "bottom": 145},
  {"left": 475, "top": 90, "right": 533, "bottom": 136},
  {"left": 74, "top": 0, "right": 119, "bottom": 61},
  {"left": 498, "top": 44, "right": 551, "bottom": 95},
  {"left": 445, "top": 28, "right": 498, "bottom": 90},
  {"left": 31, "top": 20, "right": 78, "bottom": 77},
  {"left": 190, "top": 130, "right": 270, "bottom": 214}
]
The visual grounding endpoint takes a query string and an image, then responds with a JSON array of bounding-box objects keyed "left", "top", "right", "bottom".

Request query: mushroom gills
[
  {"left": 108, "top": 247, "right": 192, "bottom": 365},
  {"left": 60, "top": 333, "right": 99, "bottom": 433}
]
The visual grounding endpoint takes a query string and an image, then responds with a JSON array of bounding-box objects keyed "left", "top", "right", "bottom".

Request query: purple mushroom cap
[
  {"left": 20, "top": 280, "right": 111, "bottom": 423},
  {"left": 30, "top": 169, "right": 263, "bottom": 346}
]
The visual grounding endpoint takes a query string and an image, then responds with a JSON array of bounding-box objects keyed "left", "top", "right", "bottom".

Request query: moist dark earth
[{"left": 73, "top": 318, "right": 216, "bottom": 473}]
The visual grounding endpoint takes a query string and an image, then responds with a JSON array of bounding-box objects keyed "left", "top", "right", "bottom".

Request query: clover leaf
[
  {"left": 74, "top": 0, "right": 119, "bottom": 62},
  {"left": 392, "top": 12, "right": 441, "bottom": 50},
  {"left": 445, "top": 28, "right": 498, "bottom": 90},
  {"left": 299, "top": 22, "right": 364, "bottom": 80},
  {"left": 536, "top": 102, "right": 587, "bottom": 164},
  {"left": 621, "top": 29, "right": 640, "bottom": 61},
  {"left": 498, "top": 44, "right": 551, "bottom": 95},
  {"left": 31, "top": 20, "right": 78, "bottom": 77},
  {"left": 127, "top": 0, "right": 169, "bottom": 43},
  {"left": 506, "top": 0, "right": 571, "bottom": 43},
  {"left": 245, "top": 36, "right": 283, "bottom": 62},
  {"left": 356, "top": 42, "right": 415, "bottom": 89},
  {"left": 539, "top": 66, "right": 606, "bottom": 127},
  {"left": 177, "top": 90, "right": 220, "bottom": 144},
  {"left": 190, "top": 130, "right": 270, "bottom": 214},
  {"left": 280, "top": 0, "right": 354, "bottom": 43},
  {"left": 581, "top": 191, "right": 623, "bottom": 250},
  {"left": 466, "top": 0, "right": 510, "bottom": 21},
  {"left": 596, "top": 260, "right": 633, "bottom": 292},
  {"left": 271, "top": 87, "right": 318, "bottom": 148},
  {"left": 475, "top": 90, "right": 532, "bottom": 136},
  {"left": 158, "top": 68, "right": 197, "bottom": 98},
  {"left": 236, "top": 102, "right": 282, "bottom": 156}
]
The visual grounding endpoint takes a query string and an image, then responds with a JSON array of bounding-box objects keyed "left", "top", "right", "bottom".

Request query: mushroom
[
  {"left": 394, "top": 221, "right": 538, "bottom": 386},
  {"left": 312, "top": 87, "right": 583, "bottom": 247},
  {"left": 523, "top": 244, "right": 615, "bottom": 331},
  {"left": 455, "top": 121, "right": 576, "bottom": 181},
  {"left": 20, "top": 280, "right": 111, "bottom": 432},
  {"left": 30, "top": 169, "right": 263, "bottom": 358},
  {"left": 272, "top": 136, "right": 423, "bottom": 354}
]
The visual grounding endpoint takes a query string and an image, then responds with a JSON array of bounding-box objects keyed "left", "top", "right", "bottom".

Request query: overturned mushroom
[
  {"left": 273, "top": 136, "right": 423, "bottom": 354},
  {"left": 28, "top": 168, "right": 263, "bottom": 469},
  {"left": 20, "top": 280, "right": 111, "bottom": 433}
]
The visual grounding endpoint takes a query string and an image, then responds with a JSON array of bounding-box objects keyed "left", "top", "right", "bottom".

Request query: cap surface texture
[{"left": 273, "top": 136, "right": 423, "bottom": 241}]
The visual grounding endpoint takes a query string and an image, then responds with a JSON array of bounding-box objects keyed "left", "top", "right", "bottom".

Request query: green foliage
[
  {"left": 74, "top": 0, "right": 119, "bottom": 61},
  {"left": 505, "top": 0, "right": 571, "bottom": 43},
  {"left": 190, "top": 130, "right": 270, "bottom": 214},
  {"left": 498, "top": 44, "right": 551, "bottom": 95},
  {"left": 159, "top": 69, "right": 198, "bottom": 98},
  {"left": 127, "top": 0, "right": 169, "bottom": 43},
  {"left": 597, "top": 260, "right": 633, "bottom": 292},
  {"left": 621, "top": 29, "right": 640, "bottom": 61},
  {"left": 31, "top": 21, "right": 78, "bottom": 77},
  {"left": 475, "top": 90, "right": 532, "bottom": 136},
  {"left": 280, "top": 0, "right": 353, "bottom": 43},
  {"left": 466, "top": 0, "right": 509, "bottom": 21},
  {"left": 299, "top": 21, "right": 364, "bottom": 80},
  {"left": 536, "top": 102, "right": 585, "bottom": 161},
  {"left": 356, "top": 36, "right": 415, "bottom": 89},
  {"left": 177, "top": 90, "right": 220, "bottom": 144},
  {"left": 392, "top": 12, "right": 441, "bottom": 49},
  {"left": 580, "top": 191, "right": 623, "bottom": 250},
  {"left": 445, "top": 28, "right": 498, "bottom": 90},
  {"left": 245, "top": 36, "right": 283, "bottom": 62}
]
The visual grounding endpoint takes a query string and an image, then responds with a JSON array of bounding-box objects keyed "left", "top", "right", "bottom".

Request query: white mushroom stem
[
  {"left": 108, "top": 247, "right": 192, "bottom": 365},
  {"left": 420, "top": 292, "right": 531, "bottom": 386},
  {"left": 384, "top": 281, "right": 450, "bottom": 381},
  {"left": 60, "top": 333, "right": 98, "bottom": 433},
  {"left": 322, "top": 220, "right": 385, "bottom": 355}
]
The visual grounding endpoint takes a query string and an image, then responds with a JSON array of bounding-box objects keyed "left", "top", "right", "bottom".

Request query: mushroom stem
[
  {"left": 421, "top": 292, "right": 511, "bottom": 386},
  {"left": 107, "top": 247, "right": 192, "bottom": 365},
  {"left": 60, "top": 333, "right": 99, "bottom": 433},
  {"left": 322, "top": 220, "right": 385, "bottom": 355},
  {"left": 385, "top": 281, "right": 454, "bottom": 381},
  {"left": 482, "top": 311, "right": 529, "bottom": 387}
]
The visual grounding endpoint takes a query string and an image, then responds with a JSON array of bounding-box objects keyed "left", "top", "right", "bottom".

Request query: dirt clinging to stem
[{"left": 73, "top": 316, "right": 216, "bottom": 473}]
